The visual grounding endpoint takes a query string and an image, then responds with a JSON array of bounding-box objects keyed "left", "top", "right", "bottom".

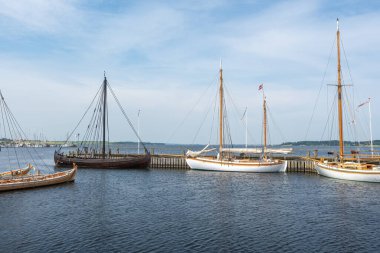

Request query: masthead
[{"left": 337, "top": 18, "right": 339, "bottom": 31}]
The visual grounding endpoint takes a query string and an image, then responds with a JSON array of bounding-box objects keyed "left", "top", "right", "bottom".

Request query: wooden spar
[
  {"left": 219, "top": 60, "right": 223, "bottom": 157},
  {"left": 102, "top": 74, "right": 107, "bottom": 158},
  {"left": 337, "top": 18, "right": 344, "bottom": 159},
  {"left": 263, "top": 92, "right": 267, "bottom": 159}
]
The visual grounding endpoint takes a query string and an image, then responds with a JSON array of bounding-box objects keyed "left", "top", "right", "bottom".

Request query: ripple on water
[{"left": 1, "top": 149, "right": 380, "bottom": 252}]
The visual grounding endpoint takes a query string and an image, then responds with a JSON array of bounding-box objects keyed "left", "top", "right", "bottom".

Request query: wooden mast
[
  {"left": 102, "top": 72, "right": 107, "bottom": 158},
  {"left": 336, "top": 18, "right": 344, "bottom": 159},
  {"left": 263, "top": 91, "right": 267, "bottom": 159},
  {"left": 219, "top": 60, "right": 223, "bottom": 158}
]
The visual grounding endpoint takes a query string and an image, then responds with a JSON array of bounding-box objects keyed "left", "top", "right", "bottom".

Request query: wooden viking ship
[
  {"left": 0, "top": 91, "right": 77, "bottom": 192},
  {"left": 54, "top": 73, "right": 151, "bottom": 169},
  {"left": 186, "top": 61, "right": 288, "bottom": 172}
]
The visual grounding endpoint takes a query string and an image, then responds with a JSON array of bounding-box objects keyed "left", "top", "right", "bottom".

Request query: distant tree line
[{"left": 282, "top": 140, "right": 380, "bottom": 146}]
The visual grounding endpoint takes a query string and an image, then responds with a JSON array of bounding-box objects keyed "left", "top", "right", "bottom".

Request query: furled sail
[
  {"left": 186, "top": 144, "right": 216, "bottom": 157},
  {"left": 221, "top": 148, "right": 292, "bottom": 154}
]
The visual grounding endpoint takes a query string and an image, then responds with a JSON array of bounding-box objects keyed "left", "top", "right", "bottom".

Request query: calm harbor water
[{"left": 1, "top": 147, "right": 380, "bottom": 252}]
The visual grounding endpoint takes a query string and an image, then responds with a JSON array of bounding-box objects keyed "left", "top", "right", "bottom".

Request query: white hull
[
  {"left": 315, "top": 162, "right": 380, "bottom": 183},
  {"left": 186, "top": 157, "right": 287, "bottom": 173}
]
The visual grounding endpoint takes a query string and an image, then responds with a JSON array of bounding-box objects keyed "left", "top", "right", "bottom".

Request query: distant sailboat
[
  {"left": 54, "top": 73, "right": 151, "bottom": 169},
  {"left": 0, "top": 91, "right": 76, "bottom": 192},
  {"left": 314, "top": 19, "right": 380, "bottom": 182},
  {"left": 186, "top": 62, "right": 288, "bottom": 172}
]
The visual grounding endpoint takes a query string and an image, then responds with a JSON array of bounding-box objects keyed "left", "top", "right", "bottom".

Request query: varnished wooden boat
[
  {"left": 0, "top": 165, "right": 32, "bottom": 178},
  {"left": 0, "top": 91, "right": 78, "bottom": 191},
  {"left": 54, "top": 151, "right": 151, "bottom": 169},
  {"left": 0, "top": 165, "right": 77, "bottom": 192}
]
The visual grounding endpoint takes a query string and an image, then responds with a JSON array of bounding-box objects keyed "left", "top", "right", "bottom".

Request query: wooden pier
[
  {"left": 151, "top": 155, "right": 189, "bottom": 169},
  {"left": 150, "top": 154, "right": 317, "bottom": 173}
]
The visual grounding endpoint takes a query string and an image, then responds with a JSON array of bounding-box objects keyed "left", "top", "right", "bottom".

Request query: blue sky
[{"left": 0, "top": 0, "right": 380, "bottom": 144}]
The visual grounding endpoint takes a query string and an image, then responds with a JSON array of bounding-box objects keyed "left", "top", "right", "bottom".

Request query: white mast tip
[
  {"left": 220, "top": 58, "right": 222, "bottom": 69},
  {"left": 337, "top": 18, "right": 339, "bottom": 31}
]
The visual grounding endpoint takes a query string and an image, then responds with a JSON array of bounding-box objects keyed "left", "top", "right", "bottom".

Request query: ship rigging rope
[
  {"left": 107, "top": 84, "right": 148, "bottom": 152},
  {"left": 327, "top": 96, "right": 337, "bottom": 145},
  {"left": 304, "top": 37, "right": 336, "bottom": 141},
  {"left": 355, "top": 106, "right": 370, "bottom": 146},
  {"left": 208, "top": 87, "right": 219, "bottom": 145},
  {"left": 0, "top": 94, "right": 50, "bottom": 171},
  {"left": 341, "top": 38, "right": 364, "bottom": 148},
  {"left": 84, "top": 89, "right": 105, "bottom": 151},
  {"left": 166, "top": 74, "right": 218, "bottom": 144},
  {"left": 268, "top": 117, "right": 272, "bottom": 150},
  {"left": 341, "top": 39, "right": 355, "bottom": 89},
  {"left": 266, "top": 105, "right": 287, "bottom": 144},
  {"left": 224, "top": 84, "right": 256, "bottom": 145},
  {"left": 320, "top": 91, "right": 338, "bottom": 142},
  {"left": 0, "top": 102, "right": 14, "bottom": 169},
  {"left": 3, "top": 100, "right": 50, "bottom": 170},
  {"left": 58, "top": 85, "right": 102, "bottom": 151},
  {"left": 191, "top": 86, "right": 218, "bottom": 145},
  {"left": 343, "top": 93, "right": 354, "bottom": 144},
  {"left": 343, "top": 87, "right": 361, "bottom": 151},
  {"left": 222, "top": 101, "right": 234, "bottom": 158},
  {"left": 79, "top": 88, "right": 104, "bottom": 152},
  {"left": 0, "top": 101, "right": 18, "bottom": 168}
]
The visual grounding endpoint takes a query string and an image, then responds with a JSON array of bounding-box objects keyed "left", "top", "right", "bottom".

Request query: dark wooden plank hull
[{"left": 54, "top": 151, "right": 151, "bottom": 169}]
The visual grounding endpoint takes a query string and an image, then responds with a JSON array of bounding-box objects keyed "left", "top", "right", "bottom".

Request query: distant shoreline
[
  {"left": 281, "top": 140, "right": 380, "bottom": 146},
  {"left": 1, "top": 138, "right": 379, "bottom": 147}
]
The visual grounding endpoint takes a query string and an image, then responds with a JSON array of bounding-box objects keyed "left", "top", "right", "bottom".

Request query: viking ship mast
[
  {"left": 336, "top": 18, "right": 344, "bottom": 160},
  {"left": 102, "top": 73, "right": 107, "bottom": 158},
  {"left": 219, "top": 60, "right": 224, "bottom": 158}
]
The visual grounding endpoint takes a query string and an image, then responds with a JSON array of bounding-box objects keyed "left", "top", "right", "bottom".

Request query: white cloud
[
  {"left": 0, "top": 0, "right": 81, "bottom": 34},
  {"left": 0, "top": 0, "right": 380, "bottom": 144}
]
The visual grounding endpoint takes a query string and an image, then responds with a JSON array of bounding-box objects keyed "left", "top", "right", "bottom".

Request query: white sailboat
[
  {"left": 314, "top": 19, "right": 380, "bottom": 183},
  {"left": 186, "top": 62, "right": 288, "bottom": 172}
]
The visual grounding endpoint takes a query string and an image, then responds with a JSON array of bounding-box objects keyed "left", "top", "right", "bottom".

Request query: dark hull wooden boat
[
  {"left": 55, "top": 74, "right": 151, "bottom": 170},
  {"left": 0, "top": 166, "right": 77, "bottom": 192},
  {"left": 54, "top": 151, "right": 151, "bottom": 169}
]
